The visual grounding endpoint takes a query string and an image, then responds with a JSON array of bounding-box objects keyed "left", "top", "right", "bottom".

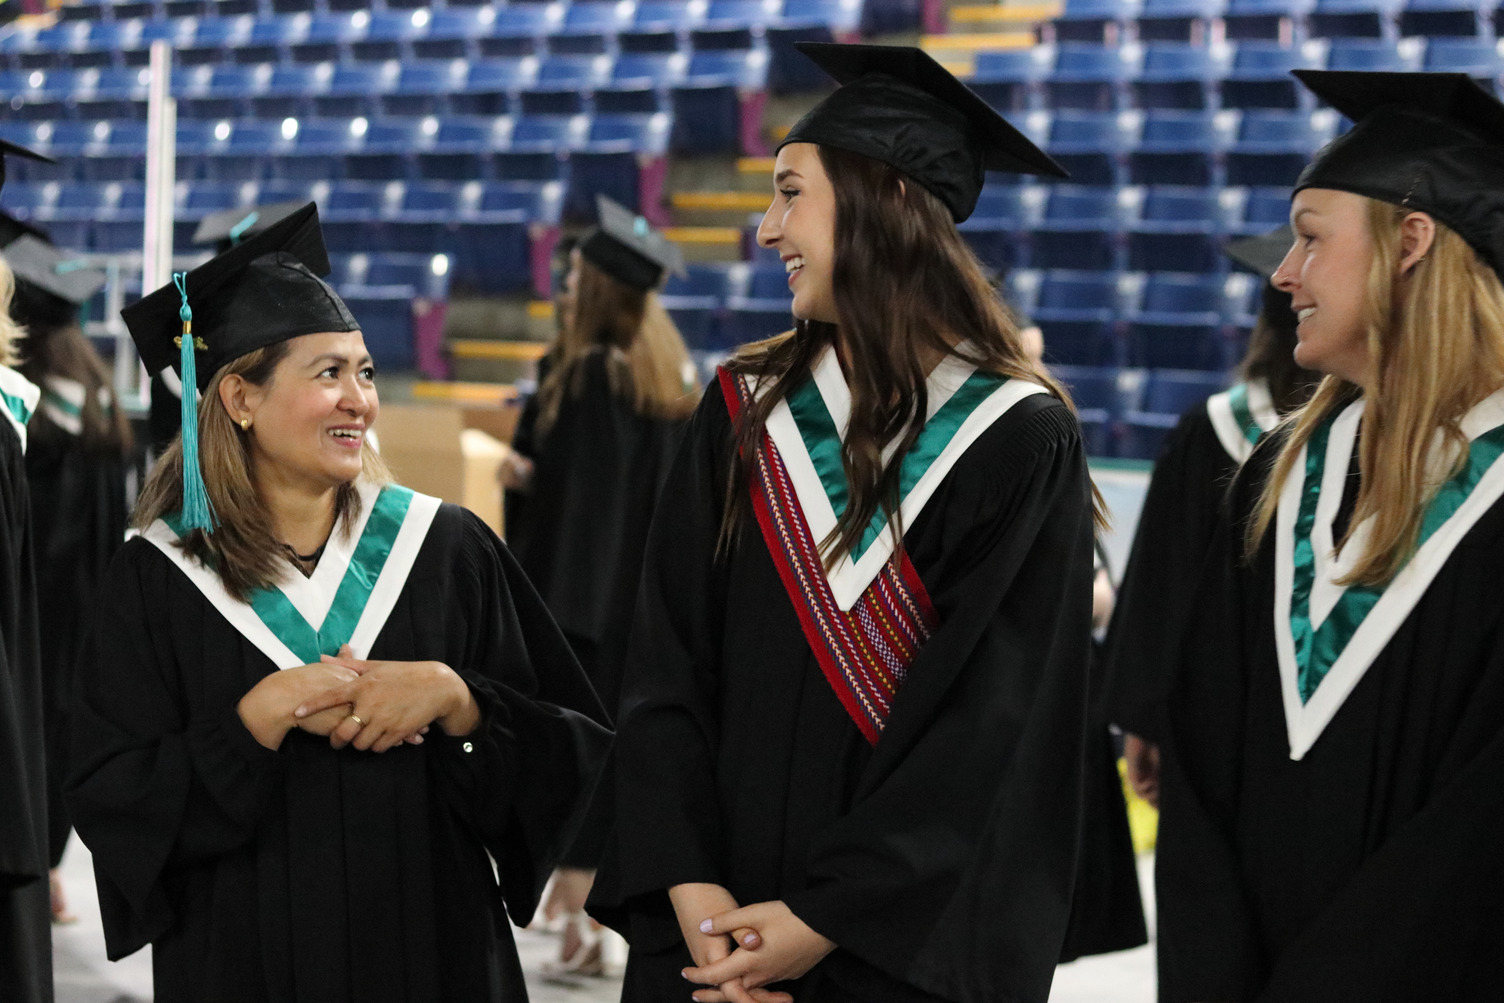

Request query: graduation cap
[
  {"left": 2, "top": 234, "right": 107, "bottom": 306},
  {"left": 778, "top": 42, "right": 1068, "bottom": 223},
  {"left": 121, "top": 202, "right": 357, "bottom": 533},
  {"left": 1293, "top": 70, "right": 1504, "bottom": 279},
  {"left": 191, "top": 200, "right": 307, "bottom": 253},
  {"left": 0, "top": 211, "right": 50, "bottom": 250},
  {"left": 0, "top": 137, "right": 53, "bottom": 196},
  {"left": 578, "top": 195, "right": 685, "bottom": 292},
  {"left": 1225, "top": 225, "right": 1294, "bottom": 280}
]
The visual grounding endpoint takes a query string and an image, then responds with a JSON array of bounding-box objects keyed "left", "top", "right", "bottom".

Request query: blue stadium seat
[
  {"left": 1134, "top": 0, "right": 1228, "bottom": 41},
  {"left": 118, "top": 19, "right": 193, "bottom": 68},
  {"left": 960, "top": 184, "right": 1047, "bottom": 271},
  {"left": 74, "top": 20, "right": 138, "bottom": 68},
  {"left": 1032, "top": 269, "right": 1131, "bottom": 366},
  {"left": 494, "top": 114, "right": 575, "bottom": 181},
  {"left": 1424, "top": 36, "right": 1503, "bottom": 77},
  {"left": 671, "top": 49, "right": 768, "bottom": 154},
  {"left": 178, "top": 15, "right": 253, "bottom": 67},
  {"left": 1034, "top": 185, "right": 1134, "bottom": 270},
  {"left": 446, "top": 181, "right": 558, "bottom": 294},
  {"left": 1126, "top": 272, "right": 1247, "bottom": 369},
  {"left": 969, "top": 47, "right": 1057, "bottom": 113},
  {"left": 290, "top": 13, "right": 363, "bottom": 64},
  {"left": 312, "top": 62, "right": 397, "bottom": 119},
  {"left": 1132, "top": 43, "right": 1234, "bottom": 109},
  {"left": 1238, "top": 185, "right": 1295, "bottom": 232},
  {"left": 598, "top": 52, "right": 683, "bottom": 113},
  {"left": 1402, "top": 0, "right": 1499, "bottom": 36},
  {"left": 1046, "top": 110, "right": 1137, "bottom": 185},
  {"left": 413, "top": 8, "right": 491, "bottom": 60},
  {"left": 477, "top": 5, "right": 564, "bottom": 58},
  {"left": 91, "top": 181, "right": 148, "bottom": 253},
  {"left": 415, "top": 115, "right": 508, "bottom": 180},
  {"left": 1225, "top": 108, "right": 1337, "bottom": 186},
  {"left": 320, "top": 181, "right": 403, "bottom": 253},
  {"left": 272, "top": 117, "right": 356, "bottom": 180},
  {"left": 1222, "top": 0, "right": 1318, "bottom": 38},
  {"left": 1052, "top": 363, "right": 1132, "bottom": 454},
  {"left": 178, "top": 63, "right": 267, "bottom": 120},
  {"left": 1130, "top": 109, "right": 1238, "bottom": 186},
  {"left": 1127, "top": 185, "right": 1243, "bottom": 271},
  {"left": 1045, "top": 43, "right": 1142, "bottom": 111},
  {"left": 351, "top": 9, "right": 427, "bottom": 62},
  {"left": 380, "top": 60, "right": 468, "bottom": 117},
  {"left": 248, "top": 64, "right": 324, "bottom": 120},
  {"left": 523, "top": 54, "right": 612, "bottom": 115},
  {"left": 553, "top": 1, "right": 636, "bottom": 53},
  {"left": 1325, "top": 38, "right": 1423, "bottom": 72},
  {"left": 75, "top": 66, "right": 153, "bottom": 120},
  {"left": 1048, "top": 0, "right": 1142, "bottom": 43},
  {"left": 1121, "top": 368, "right": 1230, "bottom": 457},
  {"left": 452, "top": 58, "right": 536, "bottom": 116},
  {"left": 766, "top": 21, "right": 839, "bottom": 94},
  {"left": 344, "top": 117, "right": 428, "bottom": 181},
  {"left": 1220, "top": 41, "right": 1325, "bottom": 109},
  {"left": 1308, "top": 0, "right": 1405, "bottom": 37}
]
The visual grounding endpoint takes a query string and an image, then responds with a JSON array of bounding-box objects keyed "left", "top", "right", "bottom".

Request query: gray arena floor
[{"left": 52, "top": 834, "right": 1156, "bottom": 1003}]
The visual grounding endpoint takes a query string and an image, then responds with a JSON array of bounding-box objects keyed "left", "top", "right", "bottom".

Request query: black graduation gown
[
  {"left": 66, "top": 504, "right": 613, "bottom": 1003},
  {"left": 0, "top": 415, "right": 52, "bottom": 1003},
  {"left": 1157, "top": 430, "right": 1504, "bottom": 1002},
  {"left": 1101, "top": 405, "right": 1238, "bottom": 742},
  {"left": 503, "top": 354, "right": 549, "bottom": 544},
  {"left": 588, "top": 378, "right": 1097, "bottom": 1003},
  {"left": 25, "top": 413, "right": 129, "bottom": 865}
]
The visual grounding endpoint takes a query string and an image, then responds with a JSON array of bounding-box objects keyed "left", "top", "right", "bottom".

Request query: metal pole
[{"left": 132, "top": 39, "right": 178, "bottom": 407}]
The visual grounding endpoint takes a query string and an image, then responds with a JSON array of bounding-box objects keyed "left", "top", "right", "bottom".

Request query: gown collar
[
  {"left": 1274, "top": 387, "right": 1504, "bottom": 759},
  {"left": 144, "top": 481, "right": 442, "bottom": 669},
  {"left": 0, "top": 365, "right": 39, "bottom": 454},
  {"left": 1206, "top": 378, "right": 1279, "bottom": 464},
  {"left": 756, "top": 344, "right": 1046, "bottom": 610}
]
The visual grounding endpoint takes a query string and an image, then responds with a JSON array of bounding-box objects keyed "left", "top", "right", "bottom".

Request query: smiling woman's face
[
  {"left": 1273, "top": 188, "right": 1376, "bottom": 385},
  {"left": 238, "top": 330, "right": 378, "bottom": 493},
  {"left": 756, "top": 142, "right": 840, "bottom": 325}
]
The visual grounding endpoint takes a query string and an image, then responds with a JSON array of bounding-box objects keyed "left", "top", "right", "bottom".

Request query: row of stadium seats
[
  {"left": 3, "top": 52, "right": 767, "bottom": 145},
  {"left": 970, "top": 37, "right": 1504, "bottom": 111},
  {"left": 1054, "top": 363, "right": 1230, "bottom": 458},
  {"left": 1, "top": 3, "right": 860, "bottom": 83},
  {"left": 1045, "top": 0, "right": 1500, "bottom": 43},
  {"left": 1, "top": 177, "right": 563, "bottom": 292}
]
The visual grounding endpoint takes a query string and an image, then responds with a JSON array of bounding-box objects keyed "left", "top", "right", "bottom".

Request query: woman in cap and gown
[
  {"left": 589, "top": 43, "right": 1100, "bottom": 1003},
  {"left": 1102, "top": 226, "right": 1319, "bottom": 807},
  {"left": 65, "top": 204, "right": 611, "bottom": 1002},
  {"left": 1157, "top": 71, "right": 1504, "bottom": 1001}
]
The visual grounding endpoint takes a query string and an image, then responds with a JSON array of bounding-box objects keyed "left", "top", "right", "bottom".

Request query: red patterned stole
[{"left": 720, "top": 366, "right": 939, "bottom": 745}]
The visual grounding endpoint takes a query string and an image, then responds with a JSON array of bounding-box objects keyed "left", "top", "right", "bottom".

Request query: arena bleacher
[{"left": 1, "top": 0, "right": 1499, "bottom": 460}]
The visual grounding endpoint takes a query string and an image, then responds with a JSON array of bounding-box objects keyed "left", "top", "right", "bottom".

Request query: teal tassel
[{"left": 173, "top": 272, "right": 216, "bottom": 534}]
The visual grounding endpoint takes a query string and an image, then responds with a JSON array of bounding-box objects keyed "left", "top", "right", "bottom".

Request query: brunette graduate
[
  {"left": 65, "top": 204, "right": 611, "bottom": 1003},
  {"left": 0, "top": 227, "right": 129, "bottom": 925},
  {"left": 588, "top": 43, "right": 1100, "bottom": 1003},
  {"left": 511, "top": 197, "right": 698, "bottom": 970},
  {"left": 1157, "top": 71, "right": 1504, "bottom": 1001},
  {"left": 1102, "top": 226, "right": 1319, "bottom": 807},
  {"left": 0, "top": 136, "right": 59, "bottom": 1003}
]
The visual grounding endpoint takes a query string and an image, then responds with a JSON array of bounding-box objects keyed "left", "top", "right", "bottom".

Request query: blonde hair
[
  {"left": 537, "top": 255, "right": 698, "bottom": 437},
  {"left": 134, "top": 342, "right": 393, "bottom": 600},
  {"left": 0, "top": 258, "right": 26, "bottom": 366},
  {"left": 1250, "top": 200, "right": 1504, "bottom": 585}
]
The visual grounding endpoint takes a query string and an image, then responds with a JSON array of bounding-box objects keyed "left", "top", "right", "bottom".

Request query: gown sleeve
[
  {"left": 65, "top": 539, "right": 290, "bottom": 957},
  {"left": 423, "top": 509, "right": 613, "bottom": 921},
  {"left": 1101, "top": 406, "right": 1237, "bottom": 743},
  {"left": 779, "top": 401, "right": 1097, "bottom": 1003}
]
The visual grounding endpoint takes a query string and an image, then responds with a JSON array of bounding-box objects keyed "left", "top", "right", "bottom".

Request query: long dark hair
[
  {"left": 722, "top": 146, "right": 1105, "bottom": 564},
  {"left": 13, "top": 282, "right": 132, "bottom": 454}
]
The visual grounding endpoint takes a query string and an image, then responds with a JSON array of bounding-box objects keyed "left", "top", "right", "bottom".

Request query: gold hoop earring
[{"left": 240, "top": 417, "right": 251, "bottom": 431}]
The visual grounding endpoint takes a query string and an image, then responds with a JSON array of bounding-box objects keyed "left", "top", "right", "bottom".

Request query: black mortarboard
[
  {"left": 1225, "top": 225, "right": 1294, "bottom": 280},
  {"left": 0, "top": 137, "right": 53, "bottom": 196},
  {"left": 0, "top": 211, "right": 49, "bottom": 249},
  {"left": 778, "top": 42, "right": 1068, "bottom": 223},
  {"left": 121, "top": 202, "right": 357, "bottom": 393},
  {"left": 1293, "top": 70, "right": 1504, "bottom": 279},
  {"left": 2, "top": 234, "right": 107, "bottom": 305},
  {"left": 191, "top": 200, "right": 306, "bottom": 253},
  {"left": 579, "top": 195, "right": 685, "bottom": 292}
]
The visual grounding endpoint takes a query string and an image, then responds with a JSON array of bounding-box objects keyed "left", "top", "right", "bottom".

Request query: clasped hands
[
  {"left": 670, "top": 883, "right": 836, "bottom": 1003},
  {"left": 236, "top": 644, "right": 481, "bottom": 752}
]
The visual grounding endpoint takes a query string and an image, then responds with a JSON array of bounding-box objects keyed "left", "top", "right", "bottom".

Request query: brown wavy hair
[
  {"left": 536, "top": 252, "right": 698, "bottom": 438},
  {"left": 133, "top": 341, "right": 392, "bottom": 600},
  {"left": 1249, "top": 200, "right": 1504, "bottom": 585},
  {"left": 722, "top": 146, "right": 1106, "bottom": 565}
]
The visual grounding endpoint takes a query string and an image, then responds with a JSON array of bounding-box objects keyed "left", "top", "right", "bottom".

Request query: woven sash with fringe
[{"left": 720, "top": 366, "right": 939, "bottom": 745}]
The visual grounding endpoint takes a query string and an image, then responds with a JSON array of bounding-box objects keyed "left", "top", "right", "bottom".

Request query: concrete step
[
  {"left": 921, "top": 30, "right": 1035, "bottom": 75},
  {"left": 669, "top": 190, "right": 771, "bottom": 227},
  {"left": 661, "top": 225, "right": 746, "bottom": 263},
  {"left": 949, "top": 2, "right": 1061, "bottom": 30},
  {"left": 447, "top": 339, "right": 548, "bottom": 385}
]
